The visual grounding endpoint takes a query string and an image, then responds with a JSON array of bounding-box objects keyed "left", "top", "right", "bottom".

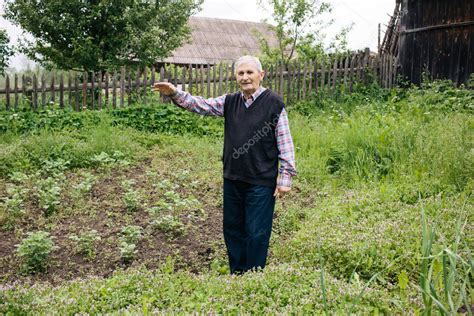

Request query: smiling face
[{"left": 235, "top": 62, "right": 265, "bottom": 97}]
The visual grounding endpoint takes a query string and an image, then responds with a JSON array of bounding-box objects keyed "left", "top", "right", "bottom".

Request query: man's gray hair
[{"left": 234, "top": 55, "right": 263, "bottom": 73}]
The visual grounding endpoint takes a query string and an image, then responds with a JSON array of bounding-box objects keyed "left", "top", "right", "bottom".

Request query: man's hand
[
  {"left": 274, "top": 186, "right": 291, "bottom": 199},
  {"left": 152, "top": 82, "right": 177, "bottom": 95}
]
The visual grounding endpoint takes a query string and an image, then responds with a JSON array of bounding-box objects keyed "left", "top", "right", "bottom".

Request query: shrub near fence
[{"left": 0, "top": 50, "right": 398, "bottom": 110}]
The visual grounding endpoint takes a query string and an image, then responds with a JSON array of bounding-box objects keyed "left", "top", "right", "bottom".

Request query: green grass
[{"left": 0, "top": 82, "right": 472, "bottom": 314}]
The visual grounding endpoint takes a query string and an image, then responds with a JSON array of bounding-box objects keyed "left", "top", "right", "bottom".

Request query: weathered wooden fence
[{"left": 0, "top": 51, "right": 398, "bottom": 111}]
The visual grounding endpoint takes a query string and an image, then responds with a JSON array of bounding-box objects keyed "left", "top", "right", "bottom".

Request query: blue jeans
[{"left": 223, "top": 178, "right": 276, "bottom": 274}]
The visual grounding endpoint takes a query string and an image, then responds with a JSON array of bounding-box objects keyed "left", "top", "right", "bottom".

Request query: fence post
[
  {"left": 51, "top": 74, "right": 55, "bottom": 104},
  {"left": 206, "top": 63, "right": 211, "bottom": 97},
  {"left": 127, "top": 69, "right": 132, "bottom": 106},
  {"left": 98, "top": 71, "right": 102, "bottom": 109},
  {"left": 33, "top": 74, "right": 38, "bottom": 110},
  {"left": 14, "top": 74, "right": 19, "bottom": 109},
  {"left": 5, "top": 74, "right": 10, "bottom": 110},
  {"left": 74, "top": 73, "right": 79, "bottom": 111},
  {"left": 218, "top": 63, "right": 223, "bottom": 96},
  {"left": 67, "top": 72, "right": 72, "bottom": 108},
  {"left": 143, "top": 66, "right": 148, "bottom": 104},
  {"left": 112, "top": 70, "right": 118, "bottom": 108},
  {"left": 60, "top": 73, "right": 64, "bottom": 108},
  {"left": 332, "top": 57, "right": 338, "bottom": 95},
  {"left": 313, "top": 59, "right": 318, "bottom": 95},
  {"left": 41, "top": 73, "right": 46, "bottom": 107},
  {"left": 91, "top": 72, "right": 95, "bottom": 109},
  {"left": 82, "top": 72, "right": 87, "bottom": 110},
  {"left": 120, "top": 67, "right": 125, "bottom": 107}
]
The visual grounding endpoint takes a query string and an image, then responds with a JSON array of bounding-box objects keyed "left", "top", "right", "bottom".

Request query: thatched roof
[{"left": 163, "top": 16, "right": 279, "bottom": 65}]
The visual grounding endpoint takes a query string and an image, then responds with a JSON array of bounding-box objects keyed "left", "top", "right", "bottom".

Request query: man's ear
[{"left": 260, "top": 71, "right": 265, "bottom": 80}]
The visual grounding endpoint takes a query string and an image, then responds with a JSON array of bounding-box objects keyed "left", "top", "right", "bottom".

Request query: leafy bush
[{"left": 15, "top": 231, "right": 58, "bottom": 273}]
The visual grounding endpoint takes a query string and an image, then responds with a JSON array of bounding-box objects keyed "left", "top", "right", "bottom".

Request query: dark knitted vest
[{"left": 223, "top": 89, "right": 285, "bottom": 187}]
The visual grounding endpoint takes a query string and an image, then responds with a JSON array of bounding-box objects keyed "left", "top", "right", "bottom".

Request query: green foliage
[
  {"left": 0, "top": 29, "right": 14, "bottom": 75},
  {"left": 0, "top": 79, "right": 472, "bottom": 314},
  {"left": 72, "top": 172, "right": 96, "bottom": 198},
  {"left": 257, "top": 0, "right": 332, "bottom": 65},
  {"left": 291, "top": 82, "right": 473, "bottom": 192},
  {"left": 0, "top": 264, "right": 406, "bottom": 313},
  {"left": 151, "top": 214, "right": 185, "bottom": 237},
  {"left": 4, "top": 0, "right": 202, "bottom": 71},
  {"left": 418, "top": 208, "right": 473, "bottom": 315},
  {"left": 121, "top": 180, "right": 140, "bottom": 212},
  {"left": 15, "top": 231, "right": 58, "bottom": 273},
  {"left": 111, "top": 104, "right": 223, "bottom": 137},
  {"left": 256, "top": 0, "right": 352, "bottom": 65},
  {"left": 35, "top": 177, "right": 62, "bottom": 216},
  {"left": 0, "top": 183, "right": 28, "bottom": 229},
  {"left": 69, "top": 229, "right": 101, "bottom": 259},
  {"left": 119, "top": 225, "right": 142, "bottom": 263}
]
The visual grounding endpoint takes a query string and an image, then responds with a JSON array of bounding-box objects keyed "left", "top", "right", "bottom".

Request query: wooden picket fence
[{"left": 0, "top": 50, "right": 398, "bottom": 111}]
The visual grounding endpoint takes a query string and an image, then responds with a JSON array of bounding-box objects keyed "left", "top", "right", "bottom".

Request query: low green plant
[
  {"left": 121, "top": 180, "right": 140, "bottom": 212},
  {"left": 68, "top": 229, "right": 101, "bottom": 259},
  {"left": 73, "top": 172, "right": 96, "bottom": 198},
  {"left": 151, "top": 214, "right": 185, "bottom": 237},
  {"left": 419, "top": 207, "right": 473, "bottom": 315},
  {"left": 119, "top": 241, "right": 137, "bottom": 264},
  {"left": 118, "top": 225, "right": 143, "bottom": 263},
  {"left": 36, "top": 177, "right": 61, "bottom": 216},
  {"left": 15, "top": 231, "right": 58, "bottom": 273},
  {"left": 0, "top": 184, "right": 27, "bottom": 229},
  {"left": 120, "top": 225, "right": 142, "bottom": 244}
]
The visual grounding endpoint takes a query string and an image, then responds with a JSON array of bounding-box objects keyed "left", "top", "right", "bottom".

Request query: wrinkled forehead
[{"left": 235, "top": 62, "right": 261, "bottom": 73}]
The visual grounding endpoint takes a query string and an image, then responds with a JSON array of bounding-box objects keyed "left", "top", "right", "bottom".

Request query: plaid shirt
[{"left": 170, "top": 87, "right": 296, "bottom": 187}]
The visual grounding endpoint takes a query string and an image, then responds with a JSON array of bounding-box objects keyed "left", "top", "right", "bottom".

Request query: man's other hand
[{"left": 273, "top": 186, "right": 291, "bottom": 199}]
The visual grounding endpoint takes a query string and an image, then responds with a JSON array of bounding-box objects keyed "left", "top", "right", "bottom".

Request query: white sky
[{"left": 1, "top": 0, "right": 395, "bottom": 71}]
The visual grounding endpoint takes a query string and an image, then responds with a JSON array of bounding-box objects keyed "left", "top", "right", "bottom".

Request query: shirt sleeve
[
  {"left": 170, "top": 89, "right": 225, "bottom": 117},
  {"left": 275, "top": 107, "right": 297, "bottom": 187}
]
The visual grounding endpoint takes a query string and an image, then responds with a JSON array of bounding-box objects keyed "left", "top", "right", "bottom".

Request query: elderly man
[{"left": 153, "top": 55, "right": 296, "bottom": 274}]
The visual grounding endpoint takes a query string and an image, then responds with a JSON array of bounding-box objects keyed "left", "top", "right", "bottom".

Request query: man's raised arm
[{"left": 153, "top": 82, "right": 225, "bottom": 117}]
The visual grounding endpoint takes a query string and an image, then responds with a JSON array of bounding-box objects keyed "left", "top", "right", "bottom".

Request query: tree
[
  {"left": 4, "top": 0, "right": 202, "bottom": 72},
  {"left": 256, "top": 0, "right": 352, "bottom": 66},
  {"left": 0, "top": 29, "right": 14, "bottom": 75},
  {"left": 256, "top": 0, "right": 332, "bottom": 66}
]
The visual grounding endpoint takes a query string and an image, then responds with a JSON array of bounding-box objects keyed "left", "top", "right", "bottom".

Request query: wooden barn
[
  {"left": 381, "top": 0, "right": 473, "bottom": 85},
  {"left": 163, "top": 16, "right": 280, "bottom": 66}
]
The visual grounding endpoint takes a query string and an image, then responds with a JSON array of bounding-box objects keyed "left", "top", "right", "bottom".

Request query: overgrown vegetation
[{"left": 0, "top": 81, "right": 472, "bottom": 313}]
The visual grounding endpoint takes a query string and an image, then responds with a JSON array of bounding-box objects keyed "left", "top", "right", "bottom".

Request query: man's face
[{"left": 235, "top": 62, "right": 265, "bottom": 96}]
